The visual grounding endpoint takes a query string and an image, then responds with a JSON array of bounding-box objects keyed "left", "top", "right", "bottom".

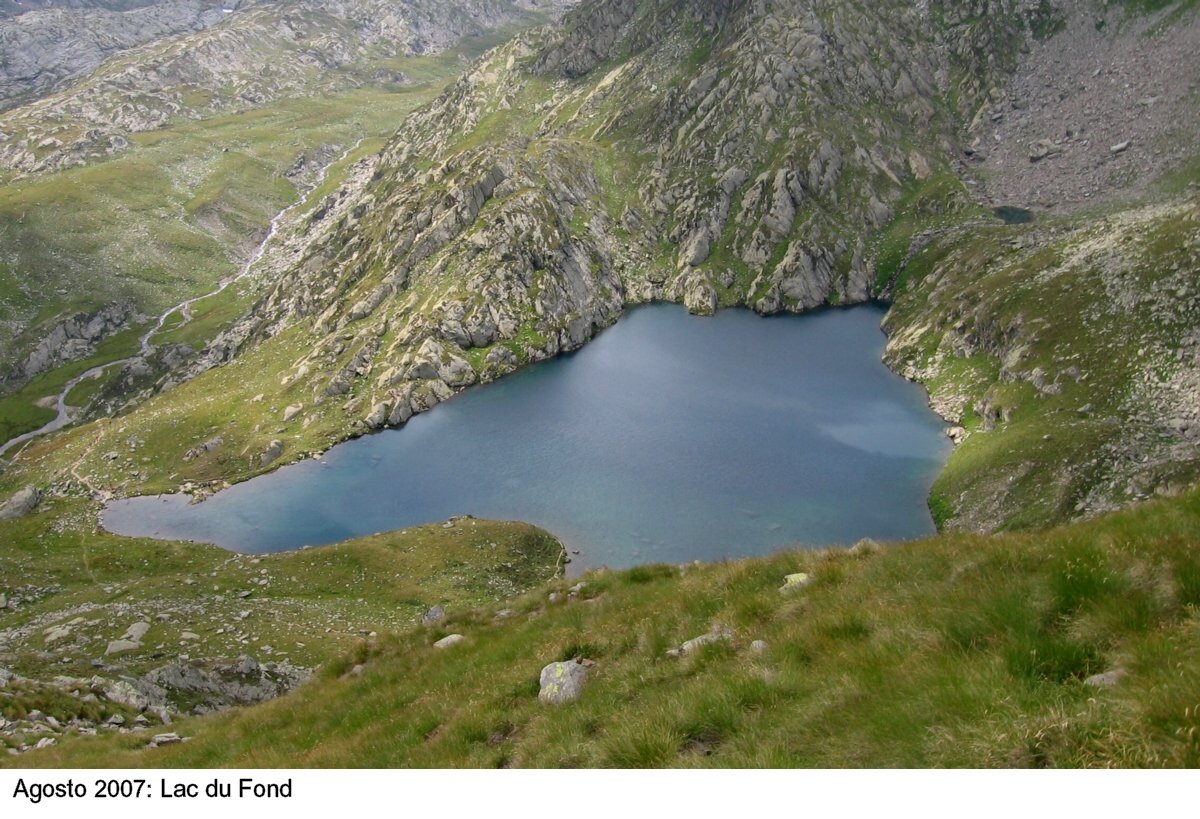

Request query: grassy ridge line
[{"left": 11, "top": 489, "right": 1200, "bottom": 768}]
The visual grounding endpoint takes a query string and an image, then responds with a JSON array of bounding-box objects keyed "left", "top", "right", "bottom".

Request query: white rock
[
  {"left": 779, "top": 573, "right": 812, "bottom": 594},
  {"left": 434, "top": 634, "right": 466, "bottom": 649}
]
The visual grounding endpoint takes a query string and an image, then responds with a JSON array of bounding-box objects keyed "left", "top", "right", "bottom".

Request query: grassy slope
[
  {"left": 0, "top": 500, "right": 562, "bottom": 703},
  {"left": 11, "top": 489, "right": 1200, "bottom": 768}
]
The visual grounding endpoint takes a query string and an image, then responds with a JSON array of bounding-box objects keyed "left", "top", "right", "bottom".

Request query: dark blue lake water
[{"left": 102, "top": 303, "right": 950, "bottom": 572}]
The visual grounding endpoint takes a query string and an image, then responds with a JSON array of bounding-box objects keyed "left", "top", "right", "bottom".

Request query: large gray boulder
[
  {"left": 538, "top": 660, "right": 588, "bottom": 705},
  {"left": 0, "top": 485, "right": 40, "bottom": 521}
]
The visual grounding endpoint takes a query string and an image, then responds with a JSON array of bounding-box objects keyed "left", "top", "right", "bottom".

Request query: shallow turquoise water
[{"left": 103, "top": 303, "right": 951, "bottom": 571}]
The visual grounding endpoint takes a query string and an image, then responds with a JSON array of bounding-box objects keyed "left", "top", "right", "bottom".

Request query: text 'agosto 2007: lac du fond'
[{"left": 12, "top": 777, "right": 293, "bottom": 803}]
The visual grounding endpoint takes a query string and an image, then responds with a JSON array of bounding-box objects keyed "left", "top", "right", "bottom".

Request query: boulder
[
  {"left": 282, "top": 404, "right": 303, "bottom": 423},
  {"left": 421, "top": 605, "right": 446, "bottom": 626},
  {"left": 105, "top": 639, "right": 140, "bottom": 656},
  {"left": 434, "top": 634, "right": 466, "bottom": 649},
  {"left": 44, "top": 625, "right": 71, "bottom": 644},
  {"left": 259, "top": 440, "right": 284, "bottom": 467},
  {"left": 750, "top": 640, "right": 769, "bottom": 654},
  {"left": 0, "top": 486, "right": 40, "bottom": 521},
  {"left": 122, "top": 622, "right": 151, "bottom": 642},
  {"left": 1028, "top": 139, "right": 1061, "bottom": 162},
  {"left": 538, "top": 660, "right": 588, "bottom": 705}
]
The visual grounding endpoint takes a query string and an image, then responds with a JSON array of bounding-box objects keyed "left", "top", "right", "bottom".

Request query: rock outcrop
[
  {"left": 0, "top": 485, "right": 40, "bottom": 520},
  {"left": 2, "top": 301, "right": 134, "bottom": 389}
]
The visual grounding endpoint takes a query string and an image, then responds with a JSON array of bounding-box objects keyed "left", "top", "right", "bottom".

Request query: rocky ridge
[
  {"left": 0, "top": 0, "right": 238, "bottom": 110},
  {"left": 187, "top": 0, "right": 1048, "bottom": 434}
]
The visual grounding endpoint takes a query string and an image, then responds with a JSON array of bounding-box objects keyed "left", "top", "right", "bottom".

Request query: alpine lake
[{"left": 103, "top": 303, "right": 952, "bottom": 573}]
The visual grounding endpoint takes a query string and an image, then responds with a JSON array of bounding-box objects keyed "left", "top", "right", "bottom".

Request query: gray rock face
[
  {"left": 422, "top": 605, "right": 446, "bottom": 626},
  {"left": 102, "top": 677, "right": 167, "bottom": 711},
  {"left": 538, "top": 660, "right": 588, "bottom": 705},
  {"left": 0, "top": 485, "right": 40, "bottom": 520},
  {"left": 0, "top": 0, "right": 232, "bottom": 110}
]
